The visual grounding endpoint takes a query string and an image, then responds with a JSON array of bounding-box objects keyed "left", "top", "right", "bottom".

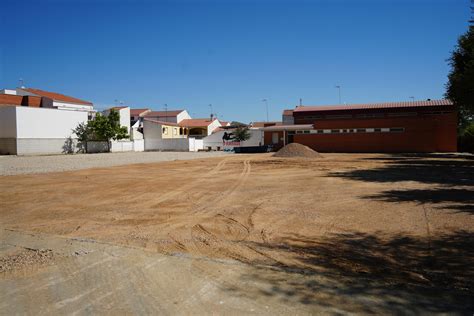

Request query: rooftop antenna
[
  {"left": 208, "top": 104, "right": 213, "bottom": 119},
  {"left": 409, "top": 96, "right": 415, "bottom": 102},
  {"left": 19, "top": 78, "right": 25, "bottom": 89},
  {"left": 164, "top": 104, "right": 168, "bottom": 122},
  {"left": 299, "top": 98, "right": 303, "bottom": 107}
]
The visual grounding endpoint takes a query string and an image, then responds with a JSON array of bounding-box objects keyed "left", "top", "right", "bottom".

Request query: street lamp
[
  {"left": 335, "top": 85, "right": 342, "bottom": 104},
  {"left": 262, "top": 98, "right": 269, "bottom": 122}
]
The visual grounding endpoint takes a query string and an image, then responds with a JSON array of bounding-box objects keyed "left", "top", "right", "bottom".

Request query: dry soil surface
[{"left": 1, "top": 153, "right": 473, "bottom": 314}]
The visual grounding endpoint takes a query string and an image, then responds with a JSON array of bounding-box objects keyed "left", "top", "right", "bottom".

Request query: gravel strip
[{"left": 0, "top": 151, "right": 228, "bottom": 176}]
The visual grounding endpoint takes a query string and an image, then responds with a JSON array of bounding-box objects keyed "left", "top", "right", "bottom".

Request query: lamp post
[
  {"left": 335, "top": 85, "right": 342, "bottom": 104},
  {"left": 262, "top": 99, "right": 269, "bottom": 122}
]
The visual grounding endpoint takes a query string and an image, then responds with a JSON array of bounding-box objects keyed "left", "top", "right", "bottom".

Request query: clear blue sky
[{"left": 0, "top": 0, "right": 471, "bottom": 123}]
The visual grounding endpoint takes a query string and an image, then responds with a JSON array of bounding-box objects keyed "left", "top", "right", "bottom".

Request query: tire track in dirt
[
  {"left": 149, "top": 158, "right": 231, "bottom": 207},
  {"left": 185, "top": 159, "right": 253, "bottom": 260}
]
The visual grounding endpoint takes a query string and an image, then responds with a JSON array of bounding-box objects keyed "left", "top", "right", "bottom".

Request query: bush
[{"left": 458, "top": 123, "right": 474, "bottom": 153}]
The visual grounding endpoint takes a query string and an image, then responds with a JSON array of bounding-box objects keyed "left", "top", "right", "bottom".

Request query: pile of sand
[{"left": 273, "top": 143, "right": 321, "bottom": 158}]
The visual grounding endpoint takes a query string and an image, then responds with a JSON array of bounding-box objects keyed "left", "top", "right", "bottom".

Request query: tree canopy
[
  {"left": 73, "top": 109, "right": 129, "bottom": 152},
  {"left": 446, "top": 21, "right": 474, "bottom": 129},
  {"left": 232, "top": 126, "right": 251, "bottom": 142}
]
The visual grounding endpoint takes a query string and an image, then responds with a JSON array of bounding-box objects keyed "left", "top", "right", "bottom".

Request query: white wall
[
  {"left": 207, "top": 119, "right": 222, "bottom": 136},
  {"left": 143, "top": 120, "right": 163, "bottom": 139},
  {"left": 177, "top": 110, "right": 191, "bottom": 123},
  {"left": 53, "top": 101, "right": 93, "bottom": 112},
  {"left": 145, "top": 138, "right": 190, "bottom": 151},
  {"left": 0, "top": 106, "right": 17, "bottom": 138},
  {"left": 119, "top": 107, "right": 131, "bottom": 133},
  {"left": 203, "top": 129, "right": 264, "bottom": 150},
  {"left": 16, "top": 107, "right": 88, "bottom": 139}
]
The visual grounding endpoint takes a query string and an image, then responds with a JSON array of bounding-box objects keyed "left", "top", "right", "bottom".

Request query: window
[
  {"left": 331, "top": 129, "right": 340, "bottom": 133},
  {"left": 164, "top": 127, "right": 168, "bottom": 135},
  {"left": 272, "top": 132, "right": 279, "bottom": 144},
  {"left": 173, "top": 128, "right": 177, "bottom": 135},
  {"left": 356, "top": 128, "right": 366, "bottom": 133},
  {"left": 317, "top": 130, "right": 324, "bottom": 134},
  {"left": 374, "top": 128, "right": 382, "bottom": 132},
  {"left": 389, "top": 127, "right": 405, "bottom": 132},
  {"left": 303, "top": 130, "right": 310, "bottom": 134}
]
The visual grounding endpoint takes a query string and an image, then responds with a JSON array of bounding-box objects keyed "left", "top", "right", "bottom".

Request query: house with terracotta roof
[
  {"left": 263, "top": 99, "right": 457, "bottom": 152},
  {"left": 178, "top": 118, "right": 222, "bottom": 138}
]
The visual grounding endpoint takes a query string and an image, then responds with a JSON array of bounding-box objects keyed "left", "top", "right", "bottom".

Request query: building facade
[{"left": 264, "top": 100, "right": 457, "bottom": 153}]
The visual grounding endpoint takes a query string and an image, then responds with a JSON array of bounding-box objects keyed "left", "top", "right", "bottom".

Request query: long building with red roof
[{"left": 264, "top": 99, "right": 457, "bottom": 152}]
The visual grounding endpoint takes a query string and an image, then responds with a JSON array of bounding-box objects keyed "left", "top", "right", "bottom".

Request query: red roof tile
[
  {"left": 294, "top": 99, "right": 453, "bottom": 113},
  {"left": 144, "top": 118, "right": 179, "bottom": 126},
  {"left": 22, "top": 88, "right": 92, "bottom": 105},
  {"left": 130, "top": 108, "right": 151, "bottom": 116},
  {"left": 179, "top": 118, "right": 216, "bottom": 127}
]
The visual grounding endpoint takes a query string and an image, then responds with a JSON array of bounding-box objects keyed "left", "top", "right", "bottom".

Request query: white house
[{"left": 143, "top": 119, "right": 202, "bottom": 151}]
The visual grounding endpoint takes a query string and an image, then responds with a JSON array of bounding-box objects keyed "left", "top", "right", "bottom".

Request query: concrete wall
[
  {"left": 145, "top": 138, "right": 190, "bottom": 151},
  {"left": 0, "top": 107, "right": 88, "bottom": 155},
  {"left": 16, "top": 107, "right": 88, "bottom": 139},
  {"left": 0, "top": 106, "right": 17, "bottom": 138}
]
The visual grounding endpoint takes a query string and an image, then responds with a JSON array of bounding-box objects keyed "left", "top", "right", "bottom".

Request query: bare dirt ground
[{"left": 1, "top": 153, "right": 473, "bottom": 314}]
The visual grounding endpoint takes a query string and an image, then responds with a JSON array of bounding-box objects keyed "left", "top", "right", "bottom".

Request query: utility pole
[
  {"left": 262, "top": 99, "right": 269, "bottom": 122},
  {"left": 335, "top": 85, "right": 342, "bottom": 104}
]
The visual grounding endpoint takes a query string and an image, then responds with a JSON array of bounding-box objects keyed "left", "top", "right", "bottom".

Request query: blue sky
[{"left": 0, "top": 0, "right": 471, "bottom": 123}]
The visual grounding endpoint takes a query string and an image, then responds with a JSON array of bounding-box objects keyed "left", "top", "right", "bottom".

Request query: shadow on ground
[
  {"left": 229, "top": 231, "right": 474, "bottom": 314},
  {"left": 329, "top": 154, "right": 474, "bottom": 186},
  {"left": 328, "top": 154, "right": 474, "bottom": 214}
]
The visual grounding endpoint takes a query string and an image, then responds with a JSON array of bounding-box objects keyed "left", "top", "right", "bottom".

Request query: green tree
[
  {"left": 73, "top": 109, "right": 129, "bottom": 153},
  {"left": 446, "top": 19, "right": 474, "bottom": 130},
  {"left": 232, "top": 126, "right": 251, "bottom": 142},
  {"left": 72, "top": 122, "right": 91, "bottom": 153}
]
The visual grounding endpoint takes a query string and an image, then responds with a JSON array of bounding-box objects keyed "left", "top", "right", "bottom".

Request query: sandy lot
[{"left": 1, "top": 153, "right": 473, "bottom": 314}]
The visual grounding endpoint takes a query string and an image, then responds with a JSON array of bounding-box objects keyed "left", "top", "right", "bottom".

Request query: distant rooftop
[
  {"left": 294, "top": 99, "right": 453, "bottom": 113},
  {"left": 21, "top": 88, "right": 92, "bottom": 105}
]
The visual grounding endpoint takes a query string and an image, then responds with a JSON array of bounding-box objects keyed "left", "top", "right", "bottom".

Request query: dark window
[
  {"left": 331, "top": 129, "right": 340, "bottom": 133},
  {"left": 356, "top": 128, "right": 366, "bottom": 133},
  {"left": 374, "top": 128, "right": 382, "bottom": 132},
  {"left": 389, "top": 127, "right": 405, "bottom": 132}
]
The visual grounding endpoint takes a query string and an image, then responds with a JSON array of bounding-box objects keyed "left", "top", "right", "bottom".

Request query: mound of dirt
[{"left": 273, "top": 143, "right": 321, "bottom": 158}]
